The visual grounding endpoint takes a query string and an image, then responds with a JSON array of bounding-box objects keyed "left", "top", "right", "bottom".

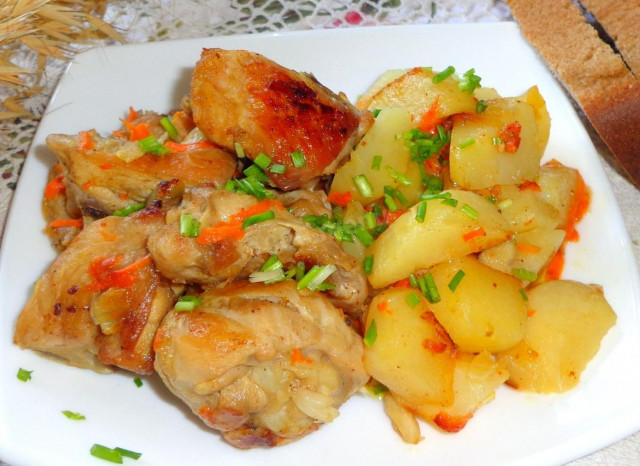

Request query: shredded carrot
[
  {"left": 527, "top": 309, "right": 537, "bottom": 317},
  {"left": 545, "top": 248, "right": 565, "bottom": 281},
  {"left": 386, "top": 209, "right": 407, "bottom": 225},
  {"left": 392, "top": 277, "right": 411, "bottom": 288},
  {"left": 47, "top": 218, "right": 83, "bottom": 229},
  {"left": 434, "top": 412, "right": 472, "bottom": 433},
  {"left": 54, "top": 163, "right": 62, "bottom": 172},
  {"left": 422, "top": 338, "right": 447, "bottom": 354},
  {"left": 120, "top": 119, "right": 150, "bottom": 141},
  {"left": 82, "top": 180, "right": 95, "bottom": 191},
  {"left": 165, "top": 140, "right": 216, "bottom": 153},
  {"left": 518, "top": 180, "right": 541, "bottom": 192},
  {"left": 197, "top": 199, "right": 284, "bottom": 246},
  {"left": 86, "top": 254, "right": 152, "bottom": 292},
  {"left": 564, "top": 172, "right": 590, "bottom": 242},
  {"left": 497, "top": 121, "right": 522, "bottom": 153},
  {"left": 418, "top": 97, "right": 441, "bottom": 134},
  {"left": 462, "top": 227, "right": 486, "bottom": 242},
  {"left": 291, "top": 348, "right": 313, "bottom": 365},
  {"left": 99, "top": 163, "right": 113, "bottom": 170},
  {"left": 44, "top": 175, "right": 66, "bottom": 199},
  {"left": 516, "top": 242, "right": 541, "bottom": 254},
  {"left": 127, "top": 106, "right": 138, "bottom": 122},
  {"left": 78, "top": 131, "right": 94, "bottom": 151},
  {"left": 152, "top": 327, "right": 165, "bottom": 352},
  {"left": 327, "top": 190, "right": 353, "bottom": 206},
  {"left": 118, "top": 192, "right": 129, "bottom": 200},
  {"left": 376, "top": 301, "right": 393, "bottom": 315}
]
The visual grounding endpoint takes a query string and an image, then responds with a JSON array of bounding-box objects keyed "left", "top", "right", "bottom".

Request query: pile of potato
[{"left": 329, "top": 67, "right": 616, "bottom": 442}]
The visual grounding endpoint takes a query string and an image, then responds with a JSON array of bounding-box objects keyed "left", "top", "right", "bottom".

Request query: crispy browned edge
[
  {"left": 580, "top": 0, "right": 640, "bottom": 77},
  {"left": 506, "top": 0, "right": 640, "bottom": 186}
]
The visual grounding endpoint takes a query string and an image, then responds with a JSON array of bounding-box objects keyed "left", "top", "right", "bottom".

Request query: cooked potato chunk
[
  {"left": 409, "top": 352, "right": 509, "bottom": 432},
  {"left": 357, "top": 67, "right": 476, "bottom": 118},
  {"left": 367, "top": 189, "right": 512, "bottom": 289},
  {"left": 494, "top": 184, "right": 561, "bottom": 233},
  {"left": 428, "top": 255, "right": 528, "bottom": 353},
  {"left": 330, "top": 108, "right": 414, "bottom": 204},
  {"left": 449, "top": 97, "right": 544, "bottom": 189},
  {"left": 363, "top": 288, "right": 455, "bottom": 406},
  {"left": 496, "top": 280, "right": 616, "bottom": 393}
]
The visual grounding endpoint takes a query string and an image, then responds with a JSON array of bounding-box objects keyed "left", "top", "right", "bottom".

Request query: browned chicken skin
[
  {"left": 190, "top": 48, "right": 373, "bottom": 190},
  {"left": 147, "top": 188, "right": 369, "bottom": 318},
  {"left": 14, "top": 207, "right": 175, "bottom": 374},
  {"left": 153, "top": 280, "right": 368, "bottom": 448}
]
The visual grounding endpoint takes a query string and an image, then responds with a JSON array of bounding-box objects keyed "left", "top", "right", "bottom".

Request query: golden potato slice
[
  {"left": 363, "top": 287, "right": 456, "bottom": 406},
  {"left": 518, "top": 86, "right": 550, "bottom": 154},
  {"left": 367, "top": 189, "right": 512, "bottom": 289},
  {"left": 449, "top": 97, "right": 544, "bottom": 189},
  {"left": 330, "top": 108, "right": 414, "bottom": 204},
  {"left": 358, "top": 67, "right": 477, "bottom": 119},
  {"left": 493, "top": 184, "right": 561, "bottom": 233},
  {"left": 356, "top": 69, "right": 408, "bottom": 110},
  {"left": 409, "top": 352, "right": 509, "bottom": 432},
  {"left": 428, "top": 255, "right": 528, "bottom": 353},
  {"left": 496, "top": 280, "right": 616, "bottom": 393}
]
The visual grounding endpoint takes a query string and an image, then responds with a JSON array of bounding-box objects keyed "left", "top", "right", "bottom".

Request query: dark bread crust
[{"left": 506, "top": 0, "right": 640, "bottom": 186}]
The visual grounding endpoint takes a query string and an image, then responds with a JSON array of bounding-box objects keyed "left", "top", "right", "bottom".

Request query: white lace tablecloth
[{"left": 1, "top": 1, "right": 639, "bottom": 464}]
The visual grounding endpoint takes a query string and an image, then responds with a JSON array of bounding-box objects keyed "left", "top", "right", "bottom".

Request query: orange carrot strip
[
  {"left": 462, "top": 227, "right": 486, "bottom": 242},
  {"left": 120, "top": 119, "right": 150, "bottom": 141},
  {"left": 422, "top": 338, "right": 447, "bottom": 354},
  {"left": 165, "top": 140, "right": 216, "bottom": 153},
  {"left": 418, "top": 97, "right": 440, "bottom": 134},
  {"left": 127, "top": 106, "right": 138, "bottom": 122},
  {"left": 87, "top": 254, "right": 151, "bottom": 291},
  {"left": 99, "top": 163, "right": 113, "bottom": 170},
  {"left": 527, "top": 309, "right": 537, "bottom": 317},
  {"left": 78, "top": 131, "right": 94, "bottom": 151},
  {"left": 518, "top": 180, "right": 541, "bottom": 192},
  {"left": 497, "top": 121, "right": 522, "bottom": 153},
  {"left": 564, "top": 172, "right": 590, "bottom": 242},
  {"left": 47, "top": 218, "right": 83, "bottom": 229},
  {"left": 44, "top": 175, "right": 66, "bottom": 199},
  {"left": 386, "top": 209, "right": 407, "bottom": 225},
  {"left": 392, "top": 277, "right": 411, "bottom": 288},
  {"left": 82, "top": 180, "right": 95, "bottom": 190},
  {"left": 291, "top": 348, "right": 313, "bottom": 365},
  {"left": 545, "top": 248, "right": 565, "bottom": 281},
  {"left": 376, "top": 301, "right": 393, "bottom": 315},
  {"left": 516, "top": 242, "right": 542, "bottom": 254},
  {"left": 327, "top": 190, "right": 353, "bottom": 206}
]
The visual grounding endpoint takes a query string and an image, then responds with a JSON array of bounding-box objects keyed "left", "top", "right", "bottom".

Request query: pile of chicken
[{"left": 14, "top": 49, "right": 373, "bottom": 448}]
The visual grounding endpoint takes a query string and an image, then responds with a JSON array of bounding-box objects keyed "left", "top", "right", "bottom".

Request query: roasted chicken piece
[
  {"left": 46, "top": 112, "right": 237, "bottom": 218},
  {"left": 147, "top": 188, "right": 368, "bottom": 318},
  {"left": 153, "top": 280, "right": 368, "bottom": 448},
  {"left": 190, "top": 48, "right": 373, "bottom": 190},
  {"left": 14, "top": 206, "right": 175, "bottom": 374}
]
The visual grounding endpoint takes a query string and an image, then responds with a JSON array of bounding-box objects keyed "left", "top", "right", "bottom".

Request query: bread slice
[{"left": 506, "top": 0, "right": 640, "bottom": 186}]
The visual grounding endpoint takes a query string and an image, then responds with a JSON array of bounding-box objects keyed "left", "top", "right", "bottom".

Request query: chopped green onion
[
  {"left": 460, "top": 204, "right": 479, "bottom": 220},
  {"left": 384, "top": 193, "right": 398, "bottom": 212},
  {"left": 422, "top": 173, "right": 444, "bottom": 193},
  {"left": 260, "top": 254, "right": 283, "bottom": 272},
  {"left": 353, "top": 174, "right": 374, "bottom": 198},
  {"left": 253, "top": 153, "right": 272, "bottom": 170},
  {"left": 519, "top": 288, "right": 529, "bottom": 301},
  {"left": 385, "top": 166, "right": 412, "bottom": 186},
  {"left": 16, "top": 368, "right": 32, "bottom": 382},
  {"left": 492, "top": 137, "right": 503, "bottom": 146},
  {"left": 448, "top": 270, "right": 466, "bottom": 292},
  {"left": 114, "top": 448, "right": 142, "bottom": 460},
  {"left": 405, "top": 291, "right": 422, "bottom": 308},
  {"left": 441, "top": 198, "right": 458, "bottom": 207},
  {"left": 159, "top": 116, "right": 179, "bottom": 140},
  {"left": 354, "top": 224, "right": 374, "bottom": 247},
  {"left": 62, "top": 410, "right": 86, "bottom": 421},
  {"left": 432, "top": 65, "right": 455, "bottom": 84},
  {"left": 485, "top": 195, "right": 498, "bottom": 204},
  {"left": 137, "top": 135, "right": 170, "bottom": 156},
  {"left": 420, "top": 191, "right": 452, "bottom": 201},
  {"left": 459, "top": 68, "right": 482, "bottom": 94},
  {"left": 371, "top": 204, "right": 383, "bottom": 219},
  {"left": 133, "top": 377, "right": 143, "bottom": 387},
  {"left": 297, "top": 264, "right": 337, "bottom": 291},
  {"left": 113, "top": 202, "right": 145, "bottom": 217},
  {"left": 290, "top": 150, "right": 306, "bottom": 168},
  {"left": 363, "top": 319, "right": 378, "bottom": 347},
  {"left": 370, "top": 382, "right": 389, "bottom": 395},
  {"left": 420, "top": 273, "right": 441, "bottom": 303},
  {"left": 179, "top": 213, "right": 201, "bottom": 237},
  {"left": 458, "top": 138, "right": 476, "bottom": 149},
  {"left": 229, "top": 177, "right": 274, "bottom": 200},
  {"left": 497, "top": 198, "right": 513, "bottom": 210},
  {"left": 512, "top": 268, "right": 537, "bottom": 282},
  {"left": 409, "top": 273, "right": 419, "bottom": 288},
  {"left": 269, "top": 163, "right": 287, "bottom": 174},
  {"left": 316, "top": 282, "right": 336, "bottom": 291},
  {"left": 371, "top": 155, "right": 382, "bottom": 170},
  {"left": 242, "top": 210, "right": 275, "bottom": 229},
  {"left": 372, "top": 109, "right": 382, "bottom": 118},
  {"left": 243, "top": 163, "right": 268, "bottom": 181},
  {"left": 363, "top": 255, "right": 374, "bottom": 275},
  {"left": 90, "top": 444, "right": 123, "bottom": 464},
  {"left": 249, "top": 269, "right": 286, "bottom": 284},
  {"left": 295, "top": 261, "right": 306, "bottom": 281},
  {"left": 476, "top": 100, "right": 487, "bottom": 114},
  {"left": 234, "top": 142, "right": 245, "bottom": 158},
  {"left": 364, "top": 211, "right": 377, "bottom": 230},
  {"left": 175, "top": 295, "right": 202, "bottom": 312},
  {"left": 415, "top": 200, "right": 427, "bottom": 223}
]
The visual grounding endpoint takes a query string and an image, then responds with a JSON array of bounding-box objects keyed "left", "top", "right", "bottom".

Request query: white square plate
[{"left": 2, "top": 23, "right": 640, "bottom": 466}]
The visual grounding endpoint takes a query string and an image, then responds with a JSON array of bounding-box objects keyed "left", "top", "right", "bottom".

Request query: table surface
[{"left": 1, "top": 1, "right": 639, "bottom": 464}]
